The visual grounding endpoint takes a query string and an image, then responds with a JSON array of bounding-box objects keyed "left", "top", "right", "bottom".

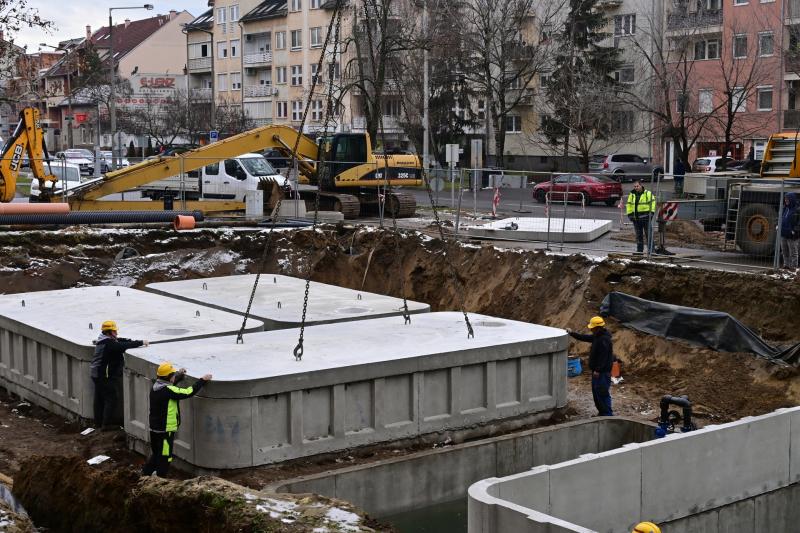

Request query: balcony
[
  {"left": 244, "top": 85, "right": 275, "bottom": 98},
  {"left": 243, "top": 51, "right": 272, "bottom": 66},
  {"left": 666, "top": 10, "right": 723, "bottom": 32},
  {"left": 188, "top": 57, "right": 212, "bottom": 72},
  {"left": 189, "top": 88, "right": 213, "bottom": 101},
  {"left": 786, "top": 51, "right": 800, "bottom": 73},
  {"left": 351, "top": 115, "right": 402, "bottom": 132},
  {"left": 784, "top": 109, "right": 800, "bottom": 130}
]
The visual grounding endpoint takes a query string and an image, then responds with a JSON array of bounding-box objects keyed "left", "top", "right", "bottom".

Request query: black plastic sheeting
[
  {"left": 600, "top": 292, "right": 800, "bottom": 366},
  {"left": 0, "top": 210, "right": 203, "bottom": 225}
]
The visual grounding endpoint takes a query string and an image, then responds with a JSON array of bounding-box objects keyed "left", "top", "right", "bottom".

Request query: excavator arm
[
  {"left": 69, "top": 124, "right": 320, "bottom": 203},
  {"left": 0, "top": 108, "right": 56, "bottom": 202}
]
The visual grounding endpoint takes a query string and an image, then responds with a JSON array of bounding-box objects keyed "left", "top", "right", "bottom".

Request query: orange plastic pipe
[
  {"left": 173, "top": 215, "right": 196, "bottom": 230},
  {"left": 0, "top": 203, "right": 70, "bottom": 215}
]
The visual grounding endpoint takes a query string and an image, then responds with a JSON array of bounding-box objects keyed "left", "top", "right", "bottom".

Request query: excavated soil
[{"left": 0, "top": 224, "right": 799, "bottom": 492}]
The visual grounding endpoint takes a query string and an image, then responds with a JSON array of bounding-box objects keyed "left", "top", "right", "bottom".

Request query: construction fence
[{"left": 426, "top": 168, "right": 800, "bottom": 273}]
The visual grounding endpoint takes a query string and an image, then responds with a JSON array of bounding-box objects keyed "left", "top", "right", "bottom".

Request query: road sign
[
  {"left": 659, "top": 202, "right": 679, "bottom": 221},
  {"left": 470, "top": 139, "right": 483, "bottom": 169},
  {"left": 209, "top": 130, "right": 219, "bottom": 143},
  {"left": 446, "top": 144, "right": 459, "bottom": 164},
  {"left": 430, "top": 177, "right": 445, "bottom": 192}
]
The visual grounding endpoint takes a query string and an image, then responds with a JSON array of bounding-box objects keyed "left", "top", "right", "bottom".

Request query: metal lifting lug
[
  {"left": 196, "top": 310, "right": 201, "bottom": 317},
  {"left": 293, "top": 342, "right": 303, "bottom": 361},
  {"left": 404, "top": 313, "right": 411, "bottom": 325},
  {"left": 202, "top": 282, "right": 207, "bottom": 290},
  {"left": 467, "top": 324, "right": 475, "bottom": 339},
  {"left": 235, "top": 334, "right": 244, "bottom": 345},
  {"left": 116, "top": 290, "right": 120, "bottom": 297},
  {"left": 277, "top": 301, "right": 282, "bottom": 309}
]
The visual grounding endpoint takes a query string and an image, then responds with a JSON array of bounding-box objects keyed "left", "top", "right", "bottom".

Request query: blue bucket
[{"left": 567, "top": 357, "right": 582, "bottom": 378}]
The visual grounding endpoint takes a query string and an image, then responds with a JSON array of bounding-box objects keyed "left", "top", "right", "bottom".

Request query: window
[
  {"left": 757, "top": 86, "right": 773, "bottom": 111},
  {"left": 613, "top": 14, "right": 636, "bottom": 36},
  {"left": 477, "top": 100, "right": 486, "bottom": 120},
  {"left": 734, "top": 0, "right": 747, "bottom": 4},
  {"left": 231, "top": 72, "right": 241, "bottom": 90},
  {"left": 217, "top": 73, "right": 228, "bottom": 91},
  {"left": 758, "top": 32, "right": 774, "bottom": 57},
  {"left": 229, "top": 5, "right": 239, "bottom": 21},
  {"left": 276, "top": 101, "right": 288, "bottom": 119},
  {"left": 310, "top": 27, "right": 322, "bottom": 47},
  {"left": 230, "top": 39, "right": 240, "bottom": 58},
  {"left": 205, "top": 162, "right": 219, "bottom": 175},
  {"left": 694, "top": 39, "right": 720, "bottom": 60},
  {"left": 189, "top": 42, "right": 210, "bottom": 58},
  {"left": 676, "top": 91, "right": 688, "bottom": 112},
  {"left": 258, "top": 69, "right": 271, "bottom": 85},
  {"left": 291, "top": 30, "right": 302, "bottom": 49},
  {"left": 732, "top": 86, "right": 746, "bottom": 112},
  {"left": 291, "top": 0, "right": 302, "bottom": 11},
  {"left": 311, "top": 63, "right": 319, "bottom": 83},
  {"left": 217, "top": 41, "right": 228, "bottom": 59},
  {"left": 311, "top": 100, "right": 323, "bottom": 121},
  {"left": 311, "top": 0, "right": 321, "bottom": 7},
  {"left": 216, "top": 7, "right": 227, "bottom": 23},
  {"left": 506, "top": 72, "right": 521, "bottom": 90},
  {"left": 276, "top": 31, "right": 286, "bottom": 50},
  {"left": 276, "top": 66, "right": 287, "bottom": 84},
  {"left": 328, "top": 62, "right": 340, "bottom": 81},
  {"left": 383, "top": 99, "right": 402, "bottom": 116},
  {"left": 615, "top": 65, "right": 635, "bottom": 84},
  {"left": 733, "top": 34, "right": 747, "bottom": 58},
  {"left": 504, "top": 115, "right": 522, "bottom": 133},
  {"left": 291, "top": 100, "right": 303, "bottom": 121},
  {"left": 291, "top": 65, "right": 303, "bottom": 85},
  {"left": 699, "top": 89, "right": 712, "bottom": 113},
  {"left": 705, "top": 0, "right": 721, "bottom": 9},
  {"left": 611, "top": 111, "right": 635, "bottom": 133}
]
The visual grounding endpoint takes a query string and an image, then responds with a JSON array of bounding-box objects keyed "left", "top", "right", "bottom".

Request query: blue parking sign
[{"left": 209, "top": 130, "right": 219, "bottom": 142}]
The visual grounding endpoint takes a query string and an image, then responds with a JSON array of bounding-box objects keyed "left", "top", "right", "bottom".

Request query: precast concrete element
[
  {"left": 273, "top": 418, "right": 654, "bottom": 518},
  {"left": 124, "top": 312, "right": 568, "bottom": 469},
  {"left": 0, "top": 286, "right": 263, "bottom": 420},
  {"left": 466, "top": 218, "right": 612, "bottom": 242},
  {"left": 146, "top": 274, "right": 430, "bottom": 329},
  {"left": 467, "top": 407, "right": 800, "bottom": 533}
]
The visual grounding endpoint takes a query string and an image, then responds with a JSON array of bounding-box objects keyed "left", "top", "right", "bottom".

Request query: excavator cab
[{"left": 317, "top": 133, "right": 369, "bottom": 184}]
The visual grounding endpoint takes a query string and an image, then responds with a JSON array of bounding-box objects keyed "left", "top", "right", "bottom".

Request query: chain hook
[{"left": 293, "top": 341, "right": 304, "bottom": 361}]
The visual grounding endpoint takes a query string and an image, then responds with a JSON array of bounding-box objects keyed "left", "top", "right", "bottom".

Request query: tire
[
  {"left": 736, "top": 202, "right": 778, "bottom": 256},
  {"left": 651, "top": 168, "right": 663, "bottom": 183},
  {"left": 535, "top": 189, "right": 546, "bottom": 203},
  {"left": 613, "top": 170, "right": 625, "bottom": 183}
]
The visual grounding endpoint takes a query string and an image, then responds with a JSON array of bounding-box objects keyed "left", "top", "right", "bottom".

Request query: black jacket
[
  {"left": 90, "top": 334, "right": 144, "bottom": 379},
  {"left": 148, "top": 376, "right": 206, "bottom": 433},
  {"left": 569, "top": 328, "right": 614, "bottom": 373}
]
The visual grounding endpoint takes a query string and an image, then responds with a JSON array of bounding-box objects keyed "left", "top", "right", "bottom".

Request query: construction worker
[
  {"left": 142, "top": 362, "right": 212, "bottom": 477},
  {"left": 632, "top": 522, "right": 661, "bottom": 533},
  {"left": 626, "top": 180, "right": 656, "bottom": 254},
  {"left": 566, "top": 316, "right": 614, "bottom": 416},
  {"left": 90, "top": 320, "right": 148, "bottom": 430}
]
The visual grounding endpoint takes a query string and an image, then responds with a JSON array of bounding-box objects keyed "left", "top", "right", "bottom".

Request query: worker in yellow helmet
[
  {"left": 142, "top": 362, "right": 212, "bottom": 477},
  {"left": 566, "top": 316, "right": 614, "bottom": 416},
  {"left": 633, "top": 522, "right": 661, "bottom": 533},
  {"left": 90, "top": 320, "right": 148, "bottom": 430}
]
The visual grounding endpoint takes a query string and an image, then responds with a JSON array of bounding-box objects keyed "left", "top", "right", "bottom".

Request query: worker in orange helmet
[{"left": 566, "top": 316, "right": 614, "bottom": 416}]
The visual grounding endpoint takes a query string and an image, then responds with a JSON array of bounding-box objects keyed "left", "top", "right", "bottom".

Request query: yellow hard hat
[
  {"left": 101, "top": 320, "right": 118, "bottom": 332},
  {"left": 633, "top": 522, "right": 661, "bottom": 533},
  {"left": 156, "top": 362, "right": 177, "bottom": 377},
  {"left": 587, "top": 316, "right": 606, "bottom": 329}
]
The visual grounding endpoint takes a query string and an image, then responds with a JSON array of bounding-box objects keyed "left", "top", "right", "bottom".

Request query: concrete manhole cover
[
  {"left": 155, "top": 328, "right": 192, "bottom": 336},
  {"left": 476, "top": 321, "right": 505, "bottom": 328},
  {"left": 336, "top": 306, "right": 370, "bottom": 314}
]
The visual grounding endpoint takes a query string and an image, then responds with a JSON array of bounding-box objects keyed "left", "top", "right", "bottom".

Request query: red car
[{"left": 533, "top": 174, "right": 623, "bottom": 206}]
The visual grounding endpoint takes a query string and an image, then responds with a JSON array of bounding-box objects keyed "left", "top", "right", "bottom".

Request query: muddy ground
[{"left": 0, "top": 224, "right": 798, "bottom": 512}]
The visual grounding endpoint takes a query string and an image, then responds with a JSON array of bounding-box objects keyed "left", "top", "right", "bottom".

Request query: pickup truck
[{"left": 137, "top": 153, "right": 290, "bottom": 201}]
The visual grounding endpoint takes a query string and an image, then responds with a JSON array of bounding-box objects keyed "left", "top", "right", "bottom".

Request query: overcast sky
[{"left": 15, "top": 0, "right": 204, "bottom": 52}]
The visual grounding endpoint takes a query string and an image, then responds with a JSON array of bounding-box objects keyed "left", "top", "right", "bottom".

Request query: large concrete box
[
  {"left": 0, "top": 287, "right": 264, "bottom": 420},
  {"left": 124, "top": 312, "right": 568, "bottom": 469},
  {"left": 145, "top": 274, "right": 430, "bottom": 330}
]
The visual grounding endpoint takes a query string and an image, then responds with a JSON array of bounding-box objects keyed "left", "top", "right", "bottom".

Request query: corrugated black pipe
[{"left": 0, "top": 210, "right": 204, "bottom": 226}]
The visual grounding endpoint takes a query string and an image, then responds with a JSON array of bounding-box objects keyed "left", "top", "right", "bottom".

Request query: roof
[
  {"left": 241, "top": 0, "right": 287, "bottom": 22},
  {"left": 185, "top": 9, "right": 213, "bottom": 31},
  {"left": 91, "top": 14, "right": 176, "bottom": 60}
]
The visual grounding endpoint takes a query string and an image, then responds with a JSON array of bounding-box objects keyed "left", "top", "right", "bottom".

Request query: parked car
[
  {"left": 691, "top": 156, "right": 733, "bottom": 173},
  {"left": 262, "top": 148, "right": 292, "bottom": 170},
  {"left": 532, "top": 174, "right": 623, "bottom": 206},
  {"left": 589, "top": 153, "right": 663, "bottom": 182},
  {"left": 55, "top": 151, "right": 93, "bottom": 175},
  {"left": 101, "top": 151, "right": 130, "bottom": 168},
  {"left": 29, "top": 162, "right": 96, "bottom": 199}
]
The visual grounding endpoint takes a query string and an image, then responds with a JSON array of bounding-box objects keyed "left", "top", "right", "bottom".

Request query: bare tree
[{"left": 0, "top": 0, "right": 53, "bottom": 52}]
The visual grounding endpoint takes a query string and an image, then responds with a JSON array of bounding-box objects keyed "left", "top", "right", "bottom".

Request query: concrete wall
[
  {"left": 273, "top": 418, "right": 653, "bottom": 518},
  {"left": 468, "top": 407, "right": 800, "bottom": 533}
]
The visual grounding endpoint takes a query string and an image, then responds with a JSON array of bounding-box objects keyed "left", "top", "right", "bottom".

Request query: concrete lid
[
  {"left": 0, "top": 286, "right": 263, "bottom": 348},
  {"left": 145, "top": 274, "right": 430, "bottom": 327},
  {"left": 126, "top": 312, "right": 567, "bottom": 397}
]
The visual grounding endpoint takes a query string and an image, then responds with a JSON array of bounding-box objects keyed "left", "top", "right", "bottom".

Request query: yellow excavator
[
  {"left": 0, "top": 107, "right": 422, "bottom": 218},
  {"left": 0, "top": 107, "right": 57, "bottom": 202}
]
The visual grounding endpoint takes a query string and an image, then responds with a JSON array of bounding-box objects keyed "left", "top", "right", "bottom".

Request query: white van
[{"left": 139, "top": 153, "right": 290, "bottom": 201}]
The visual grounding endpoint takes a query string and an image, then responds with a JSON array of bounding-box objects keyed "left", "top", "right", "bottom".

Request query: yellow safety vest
[{"left": 626, "top": 189, "right": 656, "bottom": 216}]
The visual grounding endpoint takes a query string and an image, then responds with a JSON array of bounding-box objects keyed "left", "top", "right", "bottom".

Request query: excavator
[{"left": 0, "top": 107, "right": 422, "bottom": 218}]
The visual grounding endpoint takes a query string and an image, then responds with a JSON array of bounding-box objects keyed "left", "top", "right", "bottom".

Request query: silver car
[{"left": 589, "top": 153, "right": 663, "bottom": 182}]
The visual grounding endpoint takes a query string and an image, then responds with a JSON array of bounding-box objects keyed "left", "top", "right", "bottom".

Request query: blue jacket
[{"left": 781, "top": 193, "right": 800, "bottom": 239}]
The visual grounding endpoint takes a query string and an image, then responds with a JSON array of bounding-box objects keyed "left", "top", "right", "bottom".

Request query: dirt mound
[
  {"left": 612, "top": 220, "right": 725, "bottom": 249},
  {"left": 14, "top": 456, "right": 385, "bottom": 533}
]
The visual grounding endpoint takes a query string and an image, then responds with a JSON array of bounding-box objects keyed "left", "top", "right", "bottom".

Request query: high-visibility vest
[{"left": 626, "top": 189, "right": 656, "bottom": 216}]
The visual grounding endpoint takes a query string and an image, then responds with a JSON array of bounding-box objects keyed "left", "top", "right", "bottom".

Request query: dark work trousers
[
  {"left": 92, "top": 376, "right": 120, "bottom": 427},
  {"left": 142, "top": 431, "right": 175, "bottom": 477},
  {"left": 633, "top": 216, "right": 651, "bottom": 253},
  {"left": 591, "top": 371, "right": 613, "bottom": 416}
]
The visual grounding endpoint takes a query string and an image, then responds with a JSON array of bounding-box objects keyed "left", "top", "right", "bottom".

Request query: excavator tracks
[
  {"left": 300, "top": 191, "right": 361, "bottom": 219},
  {"left": 358, "top": 190, "right": 417, "bottom": 218}
]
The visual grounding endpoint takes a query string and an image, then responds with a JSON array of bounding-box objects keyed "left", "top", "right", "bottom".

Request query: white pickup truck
[{"left": 138, "top": 153, "right": 290, "bottom": 201}]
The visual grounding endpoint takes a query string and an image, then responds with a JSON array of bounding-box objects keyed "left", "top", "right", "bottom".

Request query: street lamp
[
  {"left": 40, "top": 42, "right": 74, "bottom": 149},
  {"left": 109, "top": 4, "right": 153, "bottom": 170}
]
